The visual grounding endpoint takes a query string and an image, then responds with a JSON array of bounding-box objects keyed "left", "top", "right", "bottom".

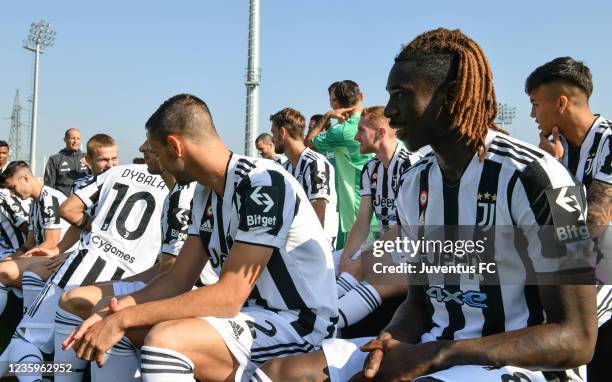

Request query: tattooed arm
[{"left": 587, "top": 180, "right": 612, "bottom": 238}]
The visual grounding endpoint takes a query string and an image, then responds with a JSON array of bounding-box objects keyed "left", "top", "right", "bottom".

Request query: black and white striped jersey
[
  {"left": 161, "top": 182, "right": 195, "bottom": 257},
  {"left": 272, "top": 153, "right": 288, "bottom": 166},
  {"left": 360, "top": 142, "right": 422, "bottom": 233},
  {"left": 396, "top": 130, "right": 590, "bottom": 342},
  {"left": 559, "top": 115, "right": 612, "bottom": 326},
  {"left": 30, "top": 185, "right": 70, "bottom": 246},
  {"left": 71, "top": 174, "right": 94, "bottom": 195},
  {"left": 283, "top": 147, "right": 338, "bottom": 245},
  {"left": 560, "top": 116, "right": 612, "bottom": 188},
  {"left": 52, "top": 164, "right": 168, "bottom": 289},
  {"left": 189, "top": 153, "right": 338, "bottom": 344},
  {"left": 0, "top": 189, "right": 28, "bottom": 253}
]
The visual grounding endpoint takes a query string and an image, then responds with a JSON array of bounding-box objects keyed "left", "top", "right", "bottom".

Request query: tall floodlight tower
[
  {"left": 24, "top": 20, "right": 55, "bottom": 176},
  {"left": 495, "top": 103, "right": 517, "bottom": 133},
  {"left": 244, "top": 0, "right": 260, "bottom": 156},
  {"left": 9, "top": 90, "right": 23, "bottom": 161}
]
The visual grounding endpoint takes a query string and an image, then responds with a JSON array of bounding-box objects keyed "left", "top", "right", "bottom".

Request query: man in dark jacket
[{"left": 44, "top": 128, "right": 90, "bottom": 196}]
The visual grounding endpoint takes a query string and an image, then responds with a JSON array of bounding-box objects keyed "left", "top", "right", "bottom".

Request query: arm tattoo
[{"left": 587, "top": 180, "right": 612, "bottom": 231}]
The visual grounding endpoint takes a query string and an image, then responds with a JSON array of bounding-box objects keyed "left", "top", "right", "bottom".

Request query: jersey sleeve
[
  {"left": 304, "top": 158, "right": 333, "bottom": 201},
  {"left": 235, "top": 169, "right": 297, "bottom": 249},
  {"left": 360, "top": 162, "right": 372, "bottom": 196},
  {"left": 188, "top": 184, "right": 208, "bottom": 236},
  {"left": 512, "top": 160, "right": 591, "bottom": 274},
  {"left": 594, "top": 135, "right": 612, "bottom": 185},
  {"left": 74, "top": 170, "right": 109, "bottom": 208},
  {"left": 2, "top": 194, "right": 28, "bottom": 227},
  {"left": 161, "top": 184, "right": 193, "bottom": 256},
  {"left": 312, "top": 123, "right": 345, "bottom": 153},
  {"left": 40, "top": 193, "right": 63, "bottom": 230}
]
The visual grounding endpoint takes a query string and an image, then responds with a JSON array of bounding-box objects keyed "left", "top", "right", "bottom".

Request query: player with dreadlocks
[{"left": 252, "top": 28, "right": 596, "bottom": 382}]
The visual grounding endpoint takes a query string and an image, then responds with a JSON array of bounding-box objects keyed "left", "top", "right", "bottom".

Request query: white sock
[
  {"left": 251, "top": 368, "right": 273, "bottom": 382},
  {"left": 140, "top": 346, "right": 194, "bottom": 382},
  {"left": 6, "top": 333, "right": 44, "bottom": 382},
  {"left": 0, "top": 281, "right": 8, "bottom": 316},
  {"left": 336, "top": 272, "right": 358, "bottom": 298},
  {"left": 91, "top": 337, "right": 141, "bottom": 382},
  {"left": 21, "top": 272, "right": 46, "bottom": 314},
  {"left": 337, "top": 282, "right": 382, "bottom": 328},
  {"left": 54, "top": 306, "right": 87, "bottom": 382}
]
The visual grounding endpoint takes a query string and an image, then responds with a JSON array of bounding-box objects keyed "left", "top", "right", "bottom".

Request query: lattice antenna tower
[{"left": 9, "top": 90, "right": 23, "bottom": 161}]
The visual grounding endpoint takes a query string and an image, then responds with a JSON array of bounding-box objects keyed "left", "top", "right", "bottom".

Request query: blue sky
[{"left": 2, "top": 1, "right": 612, "bottom": 175}]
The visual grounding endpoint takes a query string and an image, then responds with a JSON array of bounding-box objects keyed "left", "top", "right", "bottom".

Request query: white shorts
[
  {"left": 200, "top": 306, "right": 319, "bottom": 382},
  {"left": 321, "top": 338, "right": 583, "bottom": 382},
  {"left": 332, "top": 250, "right": 343, "bottom": 276},
  {"left": 112, "top": 280, "right": 147, "bottom": 296},
  {"left": 18, "top": 281, "right": 64, "bottom": 354}
]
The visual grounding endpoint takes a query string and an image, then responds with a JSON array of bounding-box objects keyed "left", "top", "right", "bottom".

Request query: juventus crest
[{"left": 476, "top": 192, "right": 497, "bottom": 231}]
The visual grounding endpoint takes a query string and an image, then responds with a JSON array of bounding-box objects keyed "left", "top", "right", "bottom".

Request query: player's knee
[
  {"left": 0, "top": 261, "right": 15, "bottom": 284},
  {"left": 144, "top": 321, "right": 181, "bottom": 349},
  {"left": 59, "top": 288, "right": 93, "bottom": 318},
  {"left": 24, "top": 262, "right": 51, "bottom": 281},
  {"left": 259, "top": 358, "right": 284, "bottom": 380}
]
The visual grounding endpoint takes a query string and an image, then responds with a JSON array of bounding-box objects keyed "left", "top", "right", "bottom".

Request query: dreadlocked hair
[{"left": 396, "top": 28, "right": 505, "bottom": 159}]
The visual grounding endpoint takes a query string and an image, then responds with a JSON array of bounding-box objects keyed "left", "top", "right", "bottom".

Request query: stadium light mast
[
  {"left": 244, "top": 0, "right": 260, "bottom": 156},
  {"left": 495, "top": 103, "right": 516, "bottom": 133},
  {"left": 24, "top": 20, "right": 55, "bottom": 176}
]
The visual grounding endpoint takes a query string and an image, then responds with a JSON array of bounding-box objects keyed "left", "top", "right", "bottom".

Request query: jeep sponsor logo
[
  {"left": 90, "top": 234, "right": 135, "bottom": 264},
  {"left": 373, "top": 195, "right": 394, "bottom": 209}
]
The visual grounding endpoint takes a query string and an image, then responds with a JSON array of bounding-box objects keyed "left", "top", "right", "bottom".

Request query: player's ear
[
  {"left": 166, "top": 135, "right": 183, "bottom": 158},
  {"left": 378, "top": 127, "right": 386, "bottom": 139},
  {"left": 83, "top": 155, "right": 93, "bottom": 169},
  {"left": 558, "top": 95, "right": 569, "bottom": 114}
]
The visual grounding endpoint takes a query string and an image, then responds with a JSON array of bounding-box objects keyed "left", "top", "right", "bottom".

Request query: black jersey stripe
[
  {"left": 0, "top": 225, "right": 13, "bottom": 250},
  {"left": 507, "top": 170, "right": 520, "bottom": 226},
  {"left": 476, "top": 159, "right": 505, "bottom": 337},
  {"left": 582, "top": 132, "right": 604, "bottom": 188},
  {"left": 490, "top": 140, "right": 540, "bottom": 163},
  {"left": 439, "top": 181, "right": 465, "bottom": 340},
  {"left": 162, "top": 187, "right": 183, "bottom": 246},
  {"left": 291, "top": 308, "right": 317, "bottom": 337},
  {"left": 57, "top": 249, "right": 87, "bottom": 289},
  {"left": 81, "top": 256, "right": 107, "bottom": 286},
  {"left": 265, "top": 170, "right": 286, "bottom": 236},
  {"left": 488, "top": 147, "right": 533, "bottom": 166},
  {"left": 381, "top": 158, "right": 390, "bottom": 230},
  {"left": 266, "top": 247, "right": 308, "bottom": 311},
  {"left": 519, "top": 161, "right": 567, "bottom": 259},
  {"left": 111, "top": 267, "right": 125, "bottom": 281},
  {"left": 600, "top": 136, "right": 612, "bottom": 175},
  {"left": 494, "top": 135, "right": 545, "bottom": 158}
]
